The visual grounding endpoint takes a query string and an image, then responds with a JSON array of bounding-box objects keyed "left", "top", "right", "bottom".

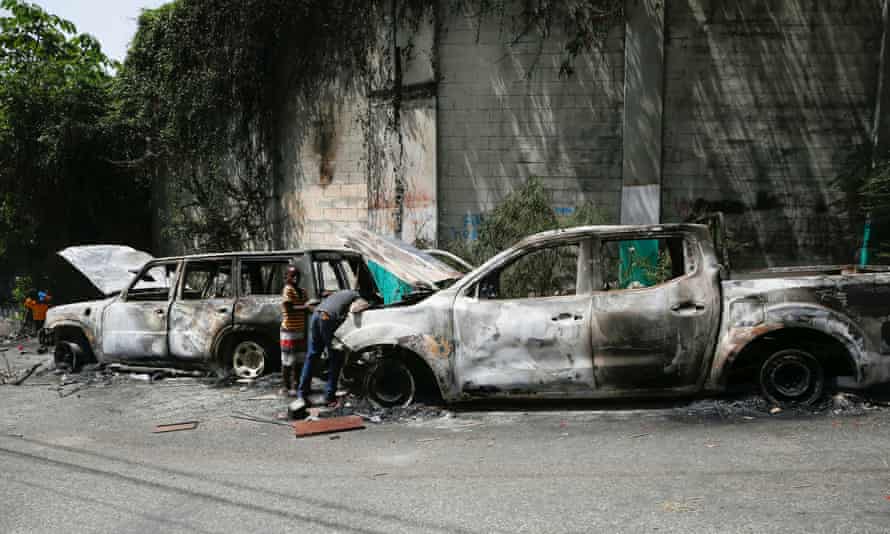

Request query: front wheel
[
  {"left": 54, "top": 341, "right": 85, "bottom": 371},
  {"left": 759, "top": 349, "right": 825, "bottom": 406},
  {"left": 364, "top": 358, "right": 416, "bottom": 408}
]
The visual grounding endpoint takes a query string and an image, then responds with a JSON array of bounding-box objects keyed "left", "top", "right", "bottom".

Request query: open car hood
[
  {"left": 339, "top": 229, "right": 464, "bottom": 290},
  {"left": 58, "top": 245, "right": 154, "bottom": 296}
]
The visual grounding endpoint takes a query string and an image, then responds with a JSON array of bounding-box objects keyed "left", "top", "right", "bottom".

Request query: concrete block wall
[
  {"left": 661, "top": 0, "right": 882, "bottom": 267},
  {"left": 274, "top": 90, "right": 369, "bottom": 248},
  {"left": 436, "top": 4, "right": 626, "bottom": 242},
  {"left": 258, "top": 0, "right": 885, "bottom": 268}
]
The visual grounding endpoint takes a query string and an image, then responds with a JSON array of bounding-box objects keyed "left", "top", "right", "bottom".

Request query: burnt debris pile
[
  {"left": 678, "top": 391, "right": 889, "bottom": 421},
  {"left": 323, "top": 395, "right": 451, "bottom": 423}
]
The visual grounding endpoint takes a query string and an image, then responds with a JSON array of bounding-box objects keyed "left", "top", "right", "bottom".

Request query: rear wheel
[
  {"left": 759, "top": 349, "right": 825, "bottom": 406},
  {"left": 364, "top": 358, "right": 416, "bottom": 408},
  {"left": 229, "top": 339, "right": 270, "bottom": 379}
]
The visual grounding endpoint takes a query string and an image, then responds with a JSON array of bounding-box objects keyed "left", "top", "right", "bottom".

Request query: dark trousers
[{"left": 297, "top": 310, "right": 344, "bottom": 401}]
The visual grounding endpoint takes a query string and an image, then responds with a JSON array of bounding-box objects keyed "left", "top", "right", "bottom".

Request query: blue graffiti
[
  {"left": 463, "top": 213, "right": 482, "bottom": 241},
  {"left": 447, "top": 207, "right": 576, "bottom": 242}
]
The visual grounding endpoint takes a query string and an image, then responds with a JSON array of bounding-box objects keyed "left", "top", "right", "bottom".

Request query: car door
[
  {"left": 168, "top": 258, "right": 236, "bottom": 362},
  {"left": 312, "top": 253, "right": 356, "bottom": 299},
  {"left": 101, "top": 260, "right": 180, "bottom": 361},
  {"left": 589, "top": 233, "right": 721, "bottom": 391},
  {"left": 452, "top": 239, "right": 595, "bottom": 396},
  {"left": 234, "top": 255, "right": 301, "bottom": 333}
]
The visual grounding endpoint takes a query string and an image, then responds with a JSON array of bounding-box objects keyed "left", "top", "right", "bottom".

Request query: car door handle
[
  {"left": 551, "top": 312, "right": 583, "bottom": 321},
  {"left": 154, "top": 309, "right": 165, "bottom": 316},
  {"left": 671, "top": 302, "right": 705, "bottom": 314},
  {"left": 216, "top": 308, "right": 229, "bottom": 314}
]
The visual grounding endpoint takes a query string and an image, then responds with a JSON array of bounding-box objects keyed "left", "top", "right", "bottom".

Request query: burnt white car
[
  {"left": 46, "top": 245, "right": 379, "bottom": 378},
  {"left": 338, "top": 225, "right": 890, "bottom": 407}
]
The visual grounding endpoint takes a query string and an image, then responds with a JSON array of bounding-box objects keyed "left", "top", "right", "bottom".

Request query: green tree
[
  {"left": 0, "top": 0, "right": 150, "bottom": 294},
  {"left": 445, "top": 176, "right": 608, "bottom": 265}
]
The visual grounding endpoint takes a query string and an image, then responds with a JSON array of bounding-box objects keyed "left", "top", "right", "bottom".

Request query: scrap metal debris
[
  {"left": 230, "top": 410, "right": 292, "bottom": 427},
  {"left": 247, "top": 394, "right": 280, "bottom": 401},
  {"left": 321, "top": 395, "right": 452, "bottom": 423},
  {"left": 12, "top": 363, "right": 41, "bottom": 386},
  {"left": 129, "top": 373, "right": 153, "bottom": 382},
  {"left": 57, "top": 383, "right": 84, "bottom": 398},
  {"left": 108, "top": 363, "right": 205, "bottom": 378}
]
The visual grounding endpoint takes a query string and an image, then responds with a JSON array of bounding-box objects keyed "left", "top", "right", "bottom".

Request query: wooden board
[
  {"left": 153, "top": 421, "right": 199, "bottom": 433},
  {"left": 293, "top": 415, "right": 365, "bottom": 438}
]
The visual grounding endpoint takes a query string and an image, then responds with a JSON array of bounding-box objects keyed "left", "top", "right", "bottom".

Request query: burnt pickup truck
[
  {"left": 45, "top": 245, "right": 376, "bottom": 378},
  {"left": 339, "top": 224, "right": 890, "bottom": 407}
]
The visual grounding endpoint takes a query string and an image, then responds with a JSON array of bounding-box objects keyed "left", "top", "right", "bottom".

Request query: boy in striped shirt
[{"left": 281, "top": 266, "right": 308, "bottom": 397}]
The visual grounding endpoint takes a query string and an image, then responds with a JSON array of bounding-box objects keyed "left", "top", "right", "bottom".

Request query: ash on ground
[
  {"left": 677, "top": 391, "right": 889, "bottom": 421},
  {"left": 322, "top": 395, "right": 452, "bottom": 423},
  {"left": 6, "top": 333, "right": 886, "bottom": 426}
]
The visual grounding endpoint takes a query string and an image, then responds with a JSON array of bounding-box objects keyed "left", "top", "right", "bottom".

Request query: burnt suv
[{"left": 46, "top": 246, "right": 376, "bottom": 378}]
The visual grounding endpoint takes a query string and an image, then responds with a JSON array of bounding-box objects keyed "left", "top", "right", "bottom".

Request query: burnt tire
[
  {"left": 227, "top": 338, "right": 275, "bottom": 379},
  {"left": 759, "top": 349, "right": 825, "bottom": 406},
  {"left": 54, "top": 341, "right": 85, "bottom": 372},
  {"left": 364, "top": 358, "right": 416, "bottom": 408}
]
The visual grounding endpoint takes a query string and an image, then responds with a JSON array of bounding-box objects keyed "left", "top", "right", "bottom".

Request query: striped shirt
[{"left": 281, "top": 284, "right": 308, "bottom": 332}]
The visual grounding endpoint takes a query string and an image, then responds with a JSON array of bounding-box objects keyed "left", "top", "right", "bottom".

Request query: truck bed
[{"left": 729, "top": 264, "right": 890, "bottom": 280}]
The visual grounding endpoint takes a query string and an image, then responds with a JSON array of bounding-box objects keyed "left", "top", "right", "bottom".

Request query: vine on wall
[{"left": 118, "top": 0, "right": 624, "bottom": 252}]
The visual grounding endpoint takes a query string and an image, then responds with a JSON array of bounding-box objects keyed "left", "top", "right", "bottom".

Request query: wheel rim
[
  {"left": 232, "top": 341, "right": 265, "bottom": 378},
  {"left": 369, "top": 361, "right": 414, "bottom": 406},
  {"left": 54, "top": 344, "right": 72, "bottom": 369},
  {"left": 770, "top": 360, "right": 811, "bottom": 397},
  {"left": 761, "top": 350, "right": 824, "bottom": 406},
  {"left": 54, "top": 342, "right": 81, "bottom": 370}
]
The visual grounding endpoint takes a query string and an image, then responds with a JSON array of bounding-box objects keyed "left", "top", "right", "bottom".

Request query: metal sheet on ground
[{"left": 293, "top": 415, "right": 365, "bottom": 437}]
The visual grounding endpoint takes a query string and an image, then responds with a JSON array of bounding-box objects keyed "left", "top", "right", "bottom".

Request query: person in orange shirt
[{"left": 24, "top": 291, "right": 51, "bottom": 329}]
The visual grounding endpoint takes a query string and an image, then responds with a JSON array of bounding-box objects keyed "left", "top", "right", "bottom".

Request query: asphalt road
[{"left": 2, "top": 342, "right": 890, "bottom": 533}]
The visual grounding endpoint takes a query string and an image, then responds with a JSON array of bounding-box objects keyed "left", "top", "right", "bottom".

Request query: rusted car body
[
  {"left": 338, "top": 224, "right": 890, "bottom": 405},
  {"left": 45, "top": 246, "right": 373, "bottom": 377}
]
